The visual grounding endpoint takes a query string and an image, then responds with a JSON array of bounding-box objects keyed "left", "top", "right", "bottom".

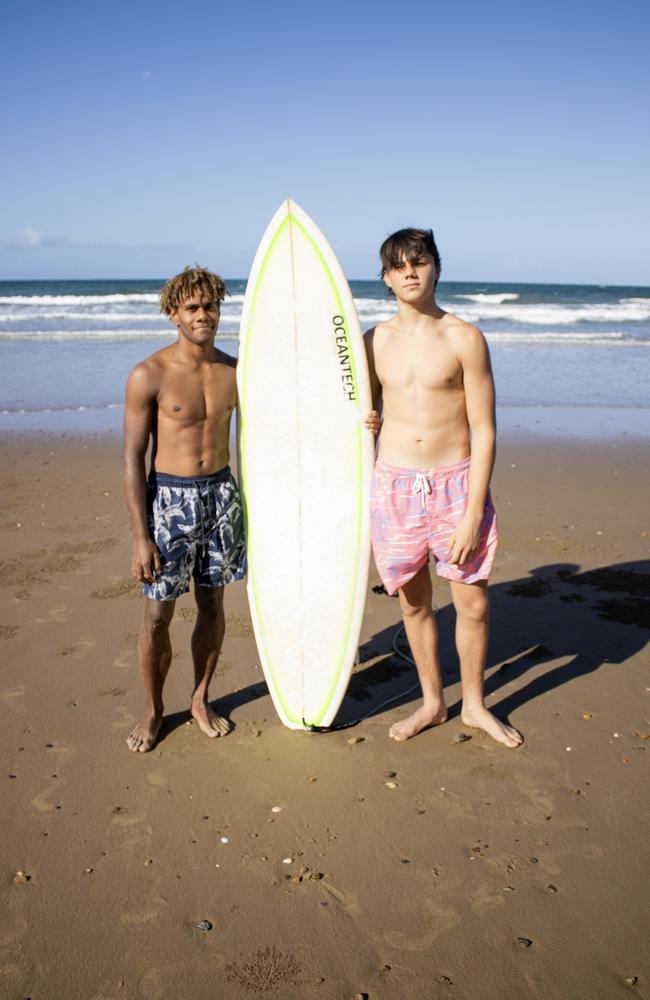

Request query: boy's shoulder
[
  {"left": 439, "top": 311, "right": 486, "bottom": 350},
  {"left": 127, "top": 344, "right": 170, "bottom": 376}
]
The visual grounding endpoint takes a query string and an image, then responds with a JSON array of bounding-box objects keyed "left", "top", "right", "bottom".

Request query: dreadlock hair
[
  {"left": 379, "top": 228, "right": 442, "bottom": 288},
  {"left": 159, "top": 266, "right": 228, "bottom": 316}
]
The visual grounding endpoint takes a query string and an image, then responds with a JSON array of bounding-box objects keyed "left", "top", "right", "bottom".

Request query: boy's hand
[
  {"left": 131, "top": 538, "right": 161, "bottom": 583},
  {"left": 364, "top": 410, "right": 382, "bottom": 435},
  {"left": 446, "top": 513, "right": 482, "bottom": 566}
]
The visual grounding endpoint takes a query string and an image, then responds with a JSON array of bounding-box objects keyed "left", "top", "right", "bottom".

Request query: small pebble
[
  {"left": 14, "top": 870, "right": 30, "bottom": 884},
  {"left": 220, "top": 837, "right": 229, "bottom": 844},
  {"left": 515, "top": 937, "right": 533, "bottom": 949},
  {"left": 282, "top": 857, "right": 293, "bottom": 864},
  {"left": 85, "top": 868, "right": 94, "bottom": 874},
  {"left": 195, "top": 920, "right": 213, "bottom": 931},
  {"left": 271, "top": 806, "right": 282, "bottom": 813},
  {"left": 385, "top": 781, "right": 397, "bottom": 789},
  {"left": 347, "top": 736, "right": 365, "bottom": 746},
  {"left": 453, "top": 732, "right": 472, "bottom": 744},
  {"left": 546, "top": 884, "right": 558, "bottom": 893},
  {"left": 624, "top": 977, "right": 639, "bottom": 986}
]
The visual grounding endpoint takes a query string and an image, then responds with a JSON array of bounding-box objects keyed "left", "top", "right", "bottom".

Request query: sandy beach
[{"left": 1, "top": 429, "right": 649, "bottom": 1000}]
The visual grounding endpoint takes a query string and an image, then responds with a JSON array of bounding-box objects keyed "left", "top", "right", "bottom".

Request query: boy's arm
[
  {"left": 122, "top": 363, "right": 160, "bottom": 583},
  {"left": 447, "top": 325, "right": 496, "bottom": 565},
  {"left": 363, "top": 327, "right": 383, "bottom": 435}
]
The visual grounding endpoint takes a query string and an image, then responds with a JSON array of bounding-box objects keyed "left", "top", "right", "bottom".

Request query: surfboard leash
[{"left": 301, "top": 614, "right": 437, "bottom": 732}]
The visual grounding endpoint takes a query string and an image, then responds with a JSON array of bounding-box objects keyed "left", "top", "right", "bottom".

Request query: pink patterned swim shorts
[{"left": 370, "top": 457, "right": 498, "bottom": 594}]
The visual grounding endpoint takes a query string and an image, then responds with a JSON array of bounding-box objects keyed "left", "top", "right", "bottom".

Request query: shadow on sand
[{"left": 333, "top": 559, "right": 650, "bottom": 728}]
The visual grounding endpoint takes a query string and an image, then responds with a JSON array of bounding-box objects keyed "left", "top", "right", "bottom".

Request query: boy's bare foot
[
  {"left": 127, "top": 712, "right": 163, "bottom": 753},
  {"left": 389, "top": 703, "right": 448, "bottom": 742},
  {"left": 191, "top": 698, "right": 231, "bottom": 738},
  {"left": 461, "top": 705, "right": 523, "bottom": 748}
]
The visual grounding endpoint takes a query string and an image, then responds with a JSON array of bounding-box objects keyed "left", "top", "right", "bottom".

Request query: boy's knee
[
  {"left": 457, "top": 596, "right": 488, "bottom": 624},
  {"left": 143, "top": 600, "right": 174, "bottom": 631}
]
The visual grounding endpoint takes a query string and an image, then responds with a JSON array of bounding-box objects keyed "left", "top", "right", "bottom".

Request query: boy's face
[
  {"left": 171, "top": 291, "right": 220, "bottom": 345},
  {"left": 383, "top": 251, "right": 438, "bottom": 302}
]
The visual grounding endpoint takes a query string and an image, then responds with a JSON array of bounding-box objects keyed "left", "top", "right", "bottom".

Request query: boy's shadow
[{"left": 334, "top": 559, "right": 650, "bottom": 727}]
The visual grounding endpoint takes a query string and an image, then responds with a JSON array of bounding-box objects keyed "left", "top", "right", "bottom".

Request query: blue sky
[{"left": 1, "top": 0, "right": 649, "bottom": 283}]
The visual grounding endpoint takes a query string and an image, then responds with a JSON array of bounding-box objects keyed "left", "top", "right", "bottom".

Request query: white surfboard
[{"left": 237, "top": 199, "right": 374, "bottom": 730}]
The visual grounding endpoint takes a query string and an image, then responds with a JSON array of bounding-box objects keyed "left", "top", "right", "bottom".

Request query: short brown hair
[
  {"left": 159, "top": 266, "right": 228, "bottom": 316},
  {"left": 379, "top": 228, "right": 442, "bottom": 286}
]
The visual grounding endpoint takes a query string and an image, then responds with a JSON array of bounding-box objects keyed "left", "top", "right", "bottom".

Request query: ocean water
[{"left": 1, "top": 279, "right": 649, "bottom": 438}]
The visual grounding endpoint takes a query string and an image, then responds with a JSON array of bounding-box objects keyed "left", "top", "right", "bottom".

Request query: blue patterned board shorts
[{"left": 144, "top": 467, "right": 246, "bottom": 601}]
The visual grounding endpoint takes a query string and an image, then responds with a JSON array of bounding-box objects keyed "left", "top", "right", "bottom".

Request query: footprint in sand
[
  {"left": 145, "top": 770, "right": 169, "bottom": 787},
  {"left": 111, "top": 810, "right": 148, "bottom": 828},
  {"left": 383, "top": 900, "right": 461, "bottom": 951},
  {"left": 35, "top": 604, "right": 72, "bottom": 624},
  {"left": 0, "top": 687, "right": 26, "bottom": 714},
  {"left": 0, "top": 624, "right": 18, "bottom": 639},
  {"left": 113, "top": 648, "right": 135, "bottom": 670},
  {"left": 91, "top": 578, "right": 140, "bottom": 600},
  {"left": 31, "top": 785, "right": 62, "bottom": 813},
  {"left": 111, "top": 705, "right": 136, "bottom": 731},
  {"left": 58, "top": 636, "right": 96, "bottom": 658}
]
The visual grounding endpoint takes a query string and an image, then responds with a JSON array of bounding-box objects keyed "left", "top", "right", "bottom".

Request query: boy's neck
[{"left": 395, "top": 293, "right": 444, "bottom": 322}]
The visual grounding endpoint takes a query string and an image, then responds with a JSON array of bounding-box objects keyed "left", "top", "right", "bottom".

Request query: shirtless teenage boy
[
  {"left": 123, "top": 267, "right": 246, "bottom": 753},
  {"left": 365, "top": 229, "right": 522, "bottom": 748}
]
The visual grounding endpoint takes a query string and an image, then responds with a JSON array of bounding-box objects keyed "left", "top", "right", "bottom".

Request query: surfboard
[{"left": 237, "top": 199, "right": 374, "bottom": 730}]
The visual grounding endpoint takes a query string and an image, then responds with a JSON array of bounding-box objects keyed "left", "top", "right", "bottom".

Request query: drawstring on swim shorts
[{"left": 413, "top": 472, "right": 431, "bottom": 509}]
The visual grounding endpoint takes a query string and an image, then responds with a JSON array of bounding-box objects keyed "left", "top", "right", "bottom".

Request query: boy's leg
[
  {"left": 127, "top": 597, "right": 176, "bottom": 753},
  {"left": 190, "top": 583, "right": 231, "bottom": 738},
  {"left": 390, "top": 563, "right": 448, "bottom": 741},
  {"left": 450, "top": 579, "right": 522, "bottom": 748}
]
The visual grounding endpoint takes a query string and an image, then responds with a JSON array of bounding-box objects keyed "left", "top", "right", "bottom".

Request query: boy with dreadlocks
[
  {"left": 123, "top": 267, "right": 246, "bottom": 752},
  {"left": 364, "top": 229, "right": 522, "bottom": 748}
]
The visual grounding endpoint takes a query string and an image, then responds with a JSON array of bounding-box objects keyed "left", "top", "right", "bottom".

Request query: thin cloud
[
  {"left": 16, "top": 228, "right": 44, "bottom": 248},
  {"left": 0, "top": 230, "right": 189, "bottom": 254},
  {"left": 142, "top": 70, "right": 152, "bottom": 80}
]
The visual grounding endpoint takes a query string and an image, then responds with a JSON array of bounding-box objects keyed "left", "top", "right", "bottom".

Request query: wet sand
[{"left": 1, "top": 431, "right": 649, "bottom": 1000}]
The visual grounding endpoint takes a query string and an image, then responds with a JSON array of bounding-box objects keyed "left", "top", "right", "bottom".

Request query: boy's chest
[
  {"left": 377, "top": 335, "right": 462, "bottom": 392},
  {"left": 157, "top": 368, "right": 235, "bottom": 423}
]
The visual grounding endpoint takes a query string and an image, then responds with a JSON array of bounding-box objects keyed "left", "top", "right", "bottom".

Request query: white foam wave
[
  {"left": 456, "top": 292, "right": 520, "bottom": 304},
  {"left": 486, "top": 331, "right": 649, "bottom": 345},
  {"left": 0, "top": 310, "right": 167, "bottom": 323},
  {"left": 1, "top": 402, "right": 123, "bottom": 414},
  {"left": 0, "top": 329, "right": 240, "bottom": 341},
  {"left": 0, "top": 291, "right": 245, "bottom": 307},
  {"left": 0, "top": 293, "right": 160, "bottom": 305},
  {"left": 452, "top": 302, "right": 650, "bottom": 324}
]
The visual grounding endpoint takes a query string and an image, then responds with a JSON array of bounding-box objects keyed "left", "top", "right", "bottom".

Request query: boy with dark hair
[
  {"left": 123, "top": 266, "right": 246, "bottom": 752},
  {"left": 365, "top": 230, "right": 522, "bottom": 747}
]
